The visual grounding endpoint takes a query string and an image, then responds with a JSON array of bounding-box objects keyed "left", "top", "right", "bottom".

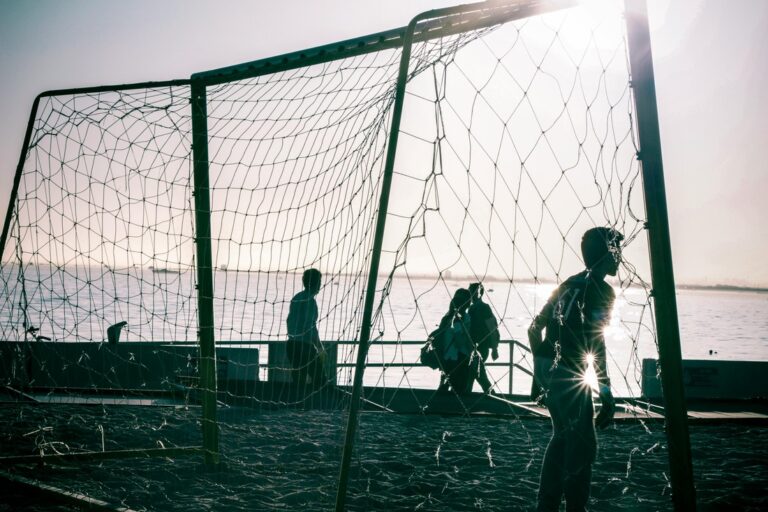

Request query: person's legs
[
  {"left": 444, "top": 360, "right": 459, "bottom": 392},
  {"left": 539, "top": 366, "right": 596, "bottom": 512},
  {"left": 537, "top": 370, "right": 568, "bottom": 512},
  {"left": 564, "top": 463, "right": 593, "bottom": 512},
  {"left": 475, "top": 347, "right": 494, "bottom": 393},
  {"left": 450, "top": 354, "right": 474, "bottom": 393},
  {"left": 286, "top": 339, "right": 310, "bottom": 385},
  {"left": 437, "top": 372, "right": 450, "bottom": 392},
  {"left": 532, "top": 356, "right": 554, "bottom": 403},
  {"left": 308, "top": 346, "right": 328, "bottom": 387},
  {"left": 563, "top": 389, "right": 596, "bottom": 512},
  {"left": 538, "top": 432, "right": 565, "bottom": 512},
  {"left": 444, "top": 357, "right": 467, "bottom": 393}
]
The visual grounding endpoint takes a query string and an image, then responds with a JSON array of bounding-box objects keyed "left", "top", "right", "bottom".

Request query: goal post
[
  {"left": 625, "top": 0, "right": 695, "bottom": 508},
  {"left": 190, "top": 80, "right": 220, "bottom": 466},
  {"left": 0, "top": 80, "right": 207, "bottom": 467}
]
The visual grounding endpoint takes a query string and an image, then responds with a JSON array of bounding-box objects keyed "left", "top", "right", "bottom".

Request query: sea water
[{"left": 1, "top": 266, "right": 766, "bottom": 396}]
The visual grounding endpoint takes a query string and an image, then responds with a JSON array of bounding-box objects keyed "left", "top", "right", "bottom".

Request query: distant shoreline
[
  {"left": 3, "top": 262, "right": 766, "bottom": 293},
  {"left": 399, "top": 273, "right": 768, "bottom": 294},
  {"left": 676, "top": 283, "right": 768, "bottom": 294}
]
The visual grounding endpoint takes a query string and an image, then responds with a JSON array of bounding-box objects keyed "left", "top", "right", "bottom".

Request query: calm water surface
[{"left": 1, "top": 267, "right": 766, "bottom": 396}]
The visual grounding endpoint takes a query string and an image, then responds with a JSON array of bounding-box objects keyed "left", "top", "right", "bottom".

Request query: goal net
[{"left": 0, "top": 2, "right": 674, "bottom": 510}]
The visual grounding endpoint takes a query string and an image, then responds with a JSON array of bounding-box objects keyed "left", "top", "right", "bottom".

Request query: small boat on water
[{"left": 149, "top": 266, "right": 181, "bottom": 274}]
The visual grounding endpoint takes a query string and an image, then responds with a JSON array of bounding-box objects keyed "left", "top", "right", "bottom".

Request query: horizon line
[{"left": 2, "top": 261, "right": 767, "bottom": 293}]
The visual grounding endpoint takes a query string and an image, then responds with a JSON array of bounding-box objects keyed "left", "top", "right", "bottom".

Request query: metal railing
[{"left": 216, "top": 338, "right": 533, "bottom": 396}]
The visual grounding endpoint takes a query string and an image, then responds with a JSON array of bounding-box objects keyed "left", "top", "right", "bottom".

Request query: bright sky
[{"left": 0, "top": 0, "right": 766, "bottom": 287}]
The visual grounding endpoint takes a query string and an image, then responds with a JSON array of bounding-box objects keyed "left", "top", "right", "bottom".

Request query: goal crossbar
[{"left": 192, "top": 0, "right": 577, "bottom": 85}]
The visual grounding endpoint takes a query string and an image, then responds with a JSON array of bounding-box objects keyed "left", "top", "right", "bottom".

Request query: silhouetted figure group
[{"left": 432, "top": 282, "right": 500, "bottom": 395}]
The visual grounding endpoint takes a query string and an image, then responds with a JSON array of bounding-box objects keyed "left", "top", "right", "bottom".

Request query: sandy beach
[{"left": 0, "top": 403, "right": 766, "bottom": 511}]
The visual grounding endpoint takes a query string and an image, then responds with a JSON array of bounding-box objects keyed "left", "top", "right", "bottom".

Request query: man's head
[
  {"left": 451, "top": 288, "right": 472, "bottom": 314},
  {"left": 468, "top": 282, "right": 484, "bottom": 300},
  {"left": 302, "top": 268, "right": 322, "bottom": 295},
  {"left": 581, "top": 227, "right": 624, "bottom": 277}
]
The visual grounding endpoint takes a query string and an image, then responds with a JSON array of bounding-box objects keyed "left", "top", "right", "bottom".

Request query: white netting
[{"left": 0, "top": 3, "right": 672, "bottom": 511}]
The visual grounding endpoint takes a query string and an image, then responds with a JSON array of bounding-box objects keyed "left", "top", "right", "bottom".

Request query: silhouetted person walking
[
  {"left": 437, "top": 288, "right": 474, "bottom": 393},
  {"left": 286, "top": 268, "right": 328, "bottom": 387},
  {"left": 468, "top": 282, "right": 500, "bottom": 394},
  {"left": 528, "top": 227, "right": 622, "bottom": 512}
]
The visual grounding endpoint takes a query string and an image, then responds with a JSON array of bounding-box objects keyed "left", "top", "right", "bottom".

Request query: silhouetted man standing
[
  {"left": 528, "top": 227, "right": 622, "bottom": 512},
  {"left": 468, "top": 282, "right": 500, "bottom": 394},
  {"left": 286, "top": 268, "right": 327, "bottom": 387}
]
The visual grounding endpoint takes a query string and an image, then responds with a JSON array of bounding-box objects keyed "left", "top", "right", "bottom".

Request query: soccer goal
[{"left": 0, "top": 1, "right": 694, "bottom": 510}]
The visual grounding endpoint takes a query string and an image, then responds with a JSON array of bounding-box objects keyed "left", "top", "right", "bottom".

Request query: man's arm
[
  {"left": 528, "top": 288, "right": 557, "bottom": 355},
  {"left": 286, "top": 296, "right": 298, "bottom": 338},
  {"left": 310, "top": 297, "right": 322, "bottom": 349},
  {"left": 527, "top": 318, "right": 545, "bottom": 355},
  {"left": 482, "top": 305, "right": 501, "bottom": 359},
  {"left": 490, "top": 324, "right": 500, "bottom": 360},
  {"left": 593, "top": 334, "right": 610, "bottom": 390}
]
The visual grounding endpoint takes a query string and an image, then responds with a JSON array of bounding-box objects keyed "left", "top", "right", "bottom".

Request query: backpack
[{"left": 420, "top": 326, "right": 454, "bottom": 370}]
